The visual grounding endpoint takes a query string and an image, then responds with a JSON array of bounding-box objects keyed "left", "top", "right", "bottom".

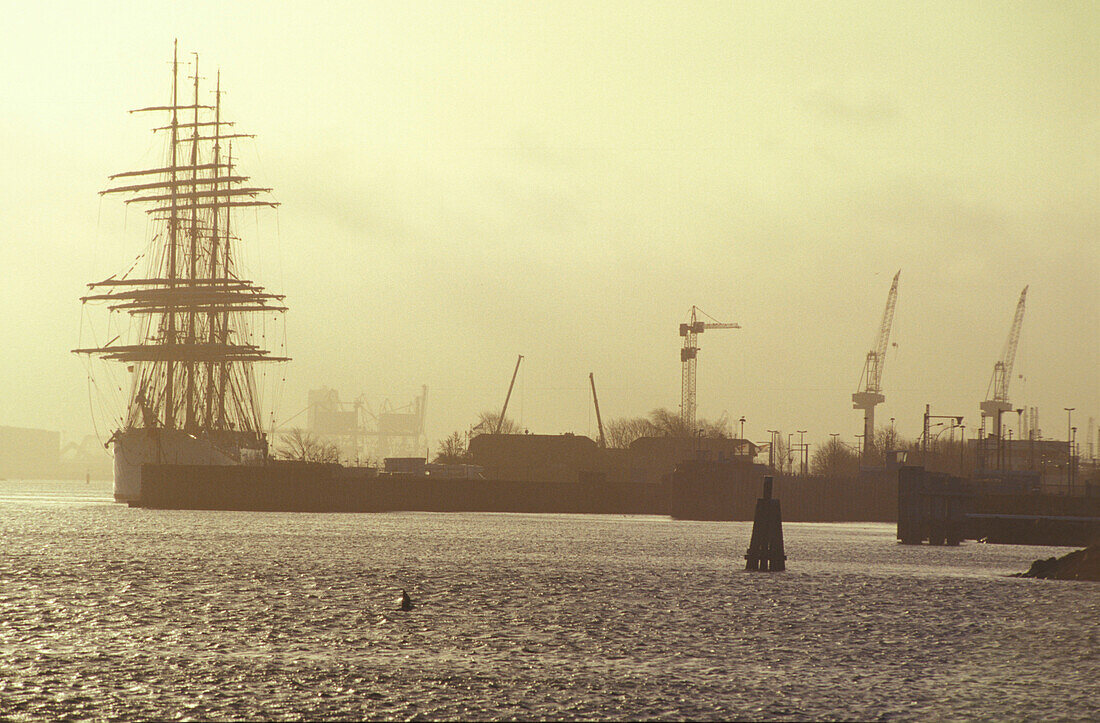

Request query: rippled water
[{"left": 1, "top": 478, "right": 1097, "bottom": 721}]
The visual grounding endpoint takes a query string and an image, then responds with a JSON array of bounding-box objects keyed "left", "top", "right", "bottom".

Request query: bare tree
[
  {"left": 906, "top": 433, "right": 972, "bottom": 476},
  {"left": 605, "top": 416, "right": 657, "bottom": 448},
  {"left": 811, "top": 437, "right": 859, "bottom": 478},
  {"left": 475, "top": 410, "right": 520, "bottom": 434},
  {"left": 699, "top": 412, "right": 733, "bottom": 439},
  {"left": 275, "top": 428, "right": 340, "bottom": 464},
  {"left": 647, "top": 407, "right": 690, "bottom": 437},
  {"left": 647, "top": 407, "right": 730, "bottom": 438},
  {"left": 434, "top": 431, "right": 468, "bottom": 464},
  {"left": 771, "top": 433, "right": 791, "bottom": 474},
  {"left": 866, "top": 425, "right": 906, "bottom": 467},
  {"left": 605, "top": 407, "right": 731, "bottom": 447}
]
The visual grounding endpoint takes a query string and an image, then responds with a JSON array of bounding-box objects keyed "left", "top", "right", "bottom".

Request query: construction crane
[
  {"left": 495, "top": 354, "right": 523, "bottom": 434},
  {"left": 980, "top": 286, "right": 1028, "bottom": 468},
  {"left": 589, "top": 372, "right": 606, "bottom": 448},
  {"left": 680, "top": 306, "right": 740, "bottom": 431},
  {"left": 852, "top": 270, "right": 900, "bottom": 462}
]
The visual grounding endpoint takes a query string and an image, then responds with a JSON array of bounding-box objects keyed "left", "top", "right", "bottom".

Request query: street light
[
  {"left": 797, "top": 430, "right": 807, "bottom": 476},
  {"left": 1071, "top": 426, "right": 1078, "bottom": 493},
  {"left": 739, "top": 416, "right": 746, "bottom": 440},
  {"left": 787, "top": 433, "right": 794, "bottom": 474},
  {"left": 767, "top": 429, "right": 779, "bottom": 471},
  {"left": 920, "top": 404, "right": 964, "bottom": 467},
  {"left": 1065, "top": 408, "right": 1075, "bottom": 491},
  {"left": 959, "top": 424, "right": 966, "bottom": 473}
]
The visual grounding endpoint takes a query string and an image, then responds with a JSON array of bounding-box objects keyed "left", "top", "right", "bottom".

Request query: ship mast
[
  {"left": 74, "top": 44, "right": 289, "bottom": 443},
  {"left": 166, "top": 39, "right": 180, "bottom": 429},
  {"left": 185, "top": 51, "right": 201, "bottom": 430},
  {"left": 205, "top": 70, "right": 222, "bottom": 430}
]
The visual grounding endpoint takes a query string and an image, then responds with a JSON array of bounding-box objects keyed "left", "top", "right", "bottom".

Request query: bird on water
[{"left": 398, "top": 589, "right": 413, "bottom": 611}]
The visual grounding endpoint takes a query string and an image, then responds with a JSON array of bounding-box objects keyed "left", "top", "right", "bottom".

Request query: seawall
[
  {"left": 139, "top": 463, "right": 668, "bottom": 515},
  {"left": 138, "top": 460, "right": 899, "bottom": 521}
]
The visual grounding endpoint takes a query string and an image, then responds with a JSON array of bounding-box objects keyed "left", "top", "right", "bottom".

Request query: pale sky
[{"left": 1, "top": 1, "right": 1097, "bottom": 452}]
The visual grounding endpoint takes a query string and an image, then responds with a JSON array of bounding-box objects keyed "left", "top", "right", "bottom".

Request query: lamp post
[
  {"left": 787, "top": 432, "right": 794, "bottom": 474},
  {"left": 1065, "top": 408, "right": 1075, "bottom": 492},
  {"left": 921, "top": 405, "right": 964, "bottom": 467},
  {"left": 855, "top": 433, "right": 864, "bottom": 459},
  {"left": 1071, "top": 426, "right": 1078, "bottom": 494},
  {"left": 797, "top": 430, "right": 807, "bottom": 476},
  {"left": 959, "top": 424, "right": 966, "bottom": 474},
  {"left": 739, "top": 416, "right": 746, "bottom": 440},
  {"left": 767, "top": 429, "right": 779, "bottom": 471}
]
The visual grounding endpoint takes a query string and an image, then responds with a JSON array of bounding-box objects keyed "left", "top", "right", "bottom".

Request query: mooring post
[{"left": 745, "top": 475, "right": 786, "bottom": 571}]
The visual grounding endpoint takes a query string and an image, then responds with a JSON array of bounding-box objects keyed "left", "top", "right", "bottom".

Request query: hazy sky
[{"left": 2, "top": 1, "right": 1097, "bottom": 452}]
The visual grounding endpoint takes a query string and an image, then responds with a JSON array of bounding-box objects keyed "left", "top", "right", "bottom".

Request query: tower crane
[
  {"left": 680, "top": 306, "right": 739, "bottom": 431},
  {"left": 852, "top": 270, "right": 900, "bottom": 463},
  {"left": 980, "top": 286, "right": 1027, "bottom": 468}
]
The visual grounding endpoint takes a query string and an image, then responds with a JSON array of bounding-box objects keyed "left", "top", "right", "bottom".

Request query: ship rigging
[{"left": 74, "top": 43, "right": 288, "bottom": 501}]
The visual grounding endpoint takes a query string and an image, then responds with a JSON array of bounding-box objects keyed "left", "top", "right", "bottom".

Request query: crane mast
[
  {"left": 980, "top": 286, "right": 1028, "bottom": 468},
  {"left": 680, "top": 306, "right": 739, "bottom": 431},
  {"left": 589, "top": 372, "right": 606, "bottom": 448},
  {"left": 852, "top": 270, "right": 900, "bottom": 463},
  {"left": 495, "top": 355, "right": 523, "bottom": 434}
]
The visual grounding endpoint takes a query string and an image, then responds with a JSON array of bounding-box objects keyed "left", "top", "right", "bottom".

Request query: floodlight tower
[
  {"left": 852, "top": 271, "right": 900, "bottom": 463},
  {"left": 680, "top": 306, "right": 739, "bottom": 431},
  {"left": 980, "top": 286, "right": 1028, "bottom": 468}
]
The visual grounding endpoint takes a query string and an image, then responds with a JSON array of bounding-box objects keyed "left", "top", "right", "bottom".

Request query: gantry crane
[
  {"left": 980, "top": 286, "right": 1027, "bottom": 468},
  {"left": 680, "top": 306, "right": 739, "bottom": 431},
  {"left": 852, "top": 270, "right": 900, "bottom": 462}
]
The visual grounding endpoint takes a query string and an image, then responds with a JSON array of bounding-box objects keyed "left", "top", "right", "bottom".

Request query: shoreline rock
[{"left": 1016, "top": 545, "right": 1100, "bottom": 581}]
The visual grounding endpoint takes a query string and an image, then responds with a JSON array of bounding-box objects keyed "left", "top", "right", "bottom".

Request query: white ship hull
[{"left": 111, "top": 428, "right": 264, "bottom": 503}]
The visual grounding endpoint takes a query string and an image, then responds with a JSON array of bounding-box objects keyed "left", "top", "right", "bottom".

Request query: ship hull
[{"left": 112, "top": 428, "right": 264, "bottom": 503}]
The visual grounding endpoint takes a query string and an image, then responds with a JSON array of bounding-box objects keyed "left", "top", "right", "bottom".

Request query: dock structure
[
  {"left": 745, "top": 476, "right": 786, "bottom": 571},
  {"left": 897, "top": 465, "right": 1100, "bottom": 547},
  {"left": 897, "top": 467, "right": 971, "bottom": 545}
]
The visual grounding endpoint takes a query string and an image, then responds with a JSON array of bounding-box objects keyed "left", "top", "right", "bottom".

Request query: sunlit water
[{"left": 1, "top": 478, "right": 1096, "bottom": 721}]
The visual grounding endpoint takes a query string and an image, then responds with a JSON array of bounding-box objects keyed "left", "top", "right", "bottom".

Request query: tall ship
[{"left": 75, "top": 43, "right": 289, "bottom": 502}]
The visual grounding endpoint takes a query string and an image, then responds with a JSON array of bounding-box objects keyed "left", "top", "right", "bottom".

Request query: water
[{"left": 1, "top": 479, "right": 1096, "bottom": 721}]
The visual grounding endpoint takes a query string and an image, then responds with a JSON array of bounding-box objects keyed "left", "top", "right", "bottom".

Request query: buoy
[
  {"left": 398, "top": 589, "right": 413, "bottom": 611},
  {"left": 745, "top": 476, "right": 786, "bottom": 571}
]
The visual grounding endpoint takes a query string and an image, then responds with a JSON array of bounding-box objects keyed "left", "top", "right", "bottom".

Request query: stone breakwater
[{"left": 1017, "top": 545, "right": 1100, "bottom": 581}]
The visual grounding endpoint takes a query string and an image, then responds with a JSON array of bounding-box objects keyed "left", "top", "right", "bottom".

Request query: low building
[
  {"left": 468, "top": 433, "right": 615, "bottom": 484},
  {"left": 467, "top": 432, "right": 758, "bottom": 486},
  {"left": 627, "top": 435, "right": 757, "bottom": 485}
]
